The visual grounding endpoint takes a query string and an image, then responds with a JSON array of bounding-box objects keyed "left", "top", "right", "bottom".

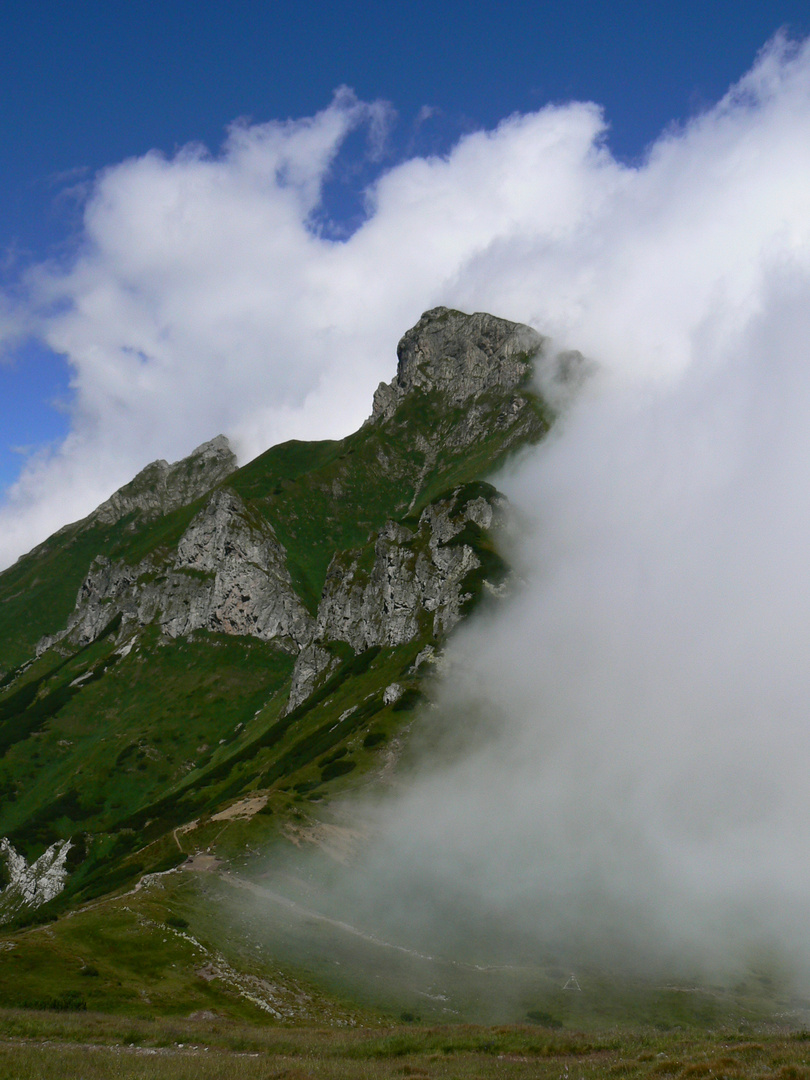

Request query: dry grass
[{"left": 3, "top": 1012, "right": 810, "bottom": 1079}]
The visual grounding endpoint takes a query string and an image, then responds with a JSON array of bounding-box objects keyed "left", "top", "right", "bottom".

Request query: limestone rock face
[
  {"left": 90, "top": 435, "right": 237, "bottom": 527},
  {"left": 316, "top": 489, "right": 501, "bottom": 652},
  {"left": 285, "top": 643, "right": 338, "bottom": 713},
  {"left": 284, "top": 486, "right": 506, "bottom": 707},
  {"left": 0, "top": 837, "right": 72, "bottom": 924},
  {"left": 43, "top": 488, "right": 313, "bottom": 653},
  {"left": 371, "top": 307, "right": 543, "bottom": 425},
  {"left": 168, "top": 489, "right": 313, "bottom": 645}
]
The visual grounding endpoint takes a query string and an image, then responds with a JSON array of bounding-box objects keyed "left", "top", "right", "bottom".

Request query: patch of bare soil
[
  {"left": 182, "top": 853, "right": 223, "bottom": 872},
  {"left": 210, "top": 795, "right": 268, "bottom": 821},
  {"left": 281, "top": 821, "right": 366, "bottom": 863}
]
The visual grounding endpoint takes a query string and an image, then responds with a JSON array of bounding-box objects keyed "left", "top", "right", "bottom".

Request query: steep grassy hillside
[
  {"left": 0, "top": 308, "right": 550, "bottom": 943},
  {"left": 2, "top": 309, "right": 808, "bottom": 1036}
]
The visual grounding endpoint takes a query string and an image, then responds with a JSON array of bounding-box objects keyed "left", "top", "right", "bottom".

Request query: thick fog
[
  {"left": 247, "top": 37, "right": 810, "bottom": 983},
  {"left": 313, "top": 279, "right": 810, "bottom": 982}
]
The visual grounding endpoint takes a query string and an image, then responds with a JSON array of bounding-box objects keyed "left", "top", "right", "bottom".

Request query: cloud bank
[
  {"left": 259, "top": 34, "right": 810, "bottom": 981},
  {"left": 323, "top": 274, "right": 810, "bottom": 982},
  {"left": 3, "top": 37, "right": 810, "bottom": 568}
]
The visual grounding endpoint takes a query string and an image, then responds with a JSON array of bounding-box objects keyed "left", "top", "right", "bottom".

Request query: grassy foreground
[{"left": 2, "top": 1013, "right": 810, "bottom": 1079}]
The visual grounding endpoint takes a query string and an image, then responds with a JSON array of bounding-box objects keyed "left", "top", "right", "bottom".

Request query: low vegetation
[
  {"left": 1, "top": 311, "right": 795, "bottom": 1069},
  {"left": 2, "top": 1015, "right": 810, "bottom": 1080}
]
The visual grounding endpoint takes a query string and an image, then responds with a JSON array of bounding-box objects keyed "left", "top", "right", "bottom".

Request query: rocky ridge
[
  {"left": 0, "top": 838, "right": 72, "bottom": 922},
  {"left": 39, "top": 488, "right": 313, "bottom": 654},
  {"left": 317, "top": 489, "right": 502, "bottom": 652},
  {"left": 90, "top": 434, "right": 237, "bottom": 528},
  {"left": 285, "top": 485, "right": 505, "bottom": 710},
  {"left": 32, "top": 308, "right": 544, "bottom": 709}
]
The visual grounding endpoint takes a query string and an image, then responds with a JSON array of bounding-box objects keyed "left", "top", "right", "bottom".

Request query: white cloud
[
  {"left": 333, "top": 271, "right": 810, "bottom": 979},
  {"left": 286, "top": 34, "right": 810, "bottom": 980},
  {"left": 466, "top": 284, "right": 810, "bottom": 969},
  {"left": 2, "top": 91, "right": 621, "bottom": 564},
  {"left": 4, "top": 37, "right": 810, "bottom": 570}
]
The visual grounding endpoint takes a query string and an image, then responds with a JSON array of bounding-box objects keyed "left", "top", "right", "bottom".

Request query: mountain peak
[
  {"left": 370, "top": 307, "right": 543, "bottom": 423},
  {"left": 90, "top": 435, "right": 237, "bottom": 527}
]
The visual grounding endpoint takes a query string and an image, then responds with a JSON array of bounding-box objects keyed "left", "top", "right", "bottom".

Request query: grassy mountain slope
[
  {"left": 1, "top": 309, "right": 808, "bottom": 1034},
  {"left": 0, "top": 308, "right": 550, "bottom": 937}
]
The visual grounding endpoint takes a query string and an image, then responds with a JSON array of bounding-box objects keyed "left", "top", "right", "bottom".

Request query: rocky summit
[{"left": 0, "top": 307, "right": 552, "bottom": 1018}]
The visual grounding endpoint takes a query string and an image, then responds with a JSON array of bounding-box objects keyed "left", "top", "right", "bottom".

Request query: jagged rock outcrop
[
  {"left": 317, "top": 488, "right": 503, "bottom": 651},
  {"left": 285, "top": 643, "right": 339, "bottom": 713},
  {"left": 41, "top": 488, "right": 313, "bottom": 653},
  {"left": 169, "top": 489, "right": 313, "bottom": 645},
  {"left": 370, "top": 307, "right": 543, "bottom": 429},
  {"left": 34, "top": 309, "right": 538, "bottom": 691},
  {"left": 0, "top": 838, "right": 72, "bottom": 924},
  {"left": 285, "top": 486, "right": 505, "bottom": 709},
  {"left": 89, "top": 435, "right": 237, "bottom": 527}
]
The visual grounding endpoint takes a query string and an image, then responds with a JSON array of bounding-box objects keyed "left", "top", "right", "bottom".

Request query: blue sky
[
  {"left": 3, "top": 2, "right": 808, "bottom": 259},
  {"left": 1, "top": 0, "right": 810, "bottom": 563}
]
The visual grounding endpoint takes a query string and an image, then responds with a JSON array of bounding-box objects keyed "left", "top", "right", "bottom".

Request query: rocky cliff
[
  {"left": 0, "top": 839, "right": 72, "bottom": 923},
  {"left": 284, "top": 483, "right": 505, "bottom": 710},
  {"left": 34, "top": 308, "right": 545, "bottom": 705},
  {"left": 371, "top": 307, "right": 542, "bottom": 425},
  {"left": 90, "top": 434, "right": 237, "bottom": 528},
  {"left": 41, "top": 488, "right": 313, "bottom": 654}
]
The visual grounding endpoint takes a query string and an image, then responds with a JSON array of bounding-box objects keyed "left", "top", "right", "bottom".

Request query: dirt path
[{"left": 219, "top": 872, "right": 513, "bottom": 973}]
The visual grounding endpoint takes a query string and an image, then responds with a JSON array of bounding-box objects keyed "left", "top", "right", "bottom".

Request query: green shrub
[
  {"left": 319, "top": 747, "right": 347, "bottom": 766},
  {"left": 526, "top": 1009, "right": 563, "bottom": 1029},
  {"left": 64, "top": 834, "right": 87, "bottom": 871},
  {"left": 392, "top": 688, "right": 423, "bottom": 712},
  {"left": 320, "top": 759, "right": 357, "bottom": 782},
  {"left": 14, "top": 990, "right": 86, "bottom": 1011}
]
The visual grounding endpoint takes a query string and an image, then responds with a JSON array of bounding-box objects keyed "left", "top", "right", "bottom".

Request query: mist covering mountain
[
  {"left": 282, "top": 282, "right": 810, "bottom": 993},
  {"left": 0, "top": 307, "right": 566, "bottom": 1020},
  {"left": 2, "top": 29, "right": 810, "bottom": 1033},
  {"left": 2, "top": 280, "right": 810, "bottom": 1024}
]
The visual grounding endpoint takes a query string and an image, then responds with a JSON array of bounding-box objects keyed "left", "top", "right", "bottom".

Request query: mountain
[
  {"left": 0, "top": 308, "right": 550, "bottom": 964},
  {"left": 0, "top": 309, "right": 799, "bottom": 1032}
]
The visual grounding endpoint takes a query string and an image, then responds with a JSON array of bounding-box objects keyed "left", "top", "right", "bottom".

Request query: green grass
[
  {"left": 0, "top": 872, "right": 375, "bottom": 1027},
  {"left": 2, "top": 1018, "right": 810, "bottom": 1079},
  {"left": 3, "top": 847, "right": 810, "bottom": 1080},
  {"left": 0, "top": 322, "right": 551, "bottom": 1008},
  {"left": 0, "top": 623, "right": 428, "bottom": 911},
  {"left": 0, "top": 519, "right": 128, "bottom": 673},
  {"left": 0, "top": 631, "right": 296, "bottom": 853}
]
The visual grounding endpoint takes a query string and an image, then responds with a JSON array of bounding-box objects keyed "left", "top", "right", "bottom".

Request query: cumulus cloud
[
  {"left": 1, "top": 87, "right": 403, "bottom": 564},
  {"left": 1, "top": 36, "right": 808, "bottom": 571},
  {"left": 1, "top": 77, "right": 616, "bottom": 564}
]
